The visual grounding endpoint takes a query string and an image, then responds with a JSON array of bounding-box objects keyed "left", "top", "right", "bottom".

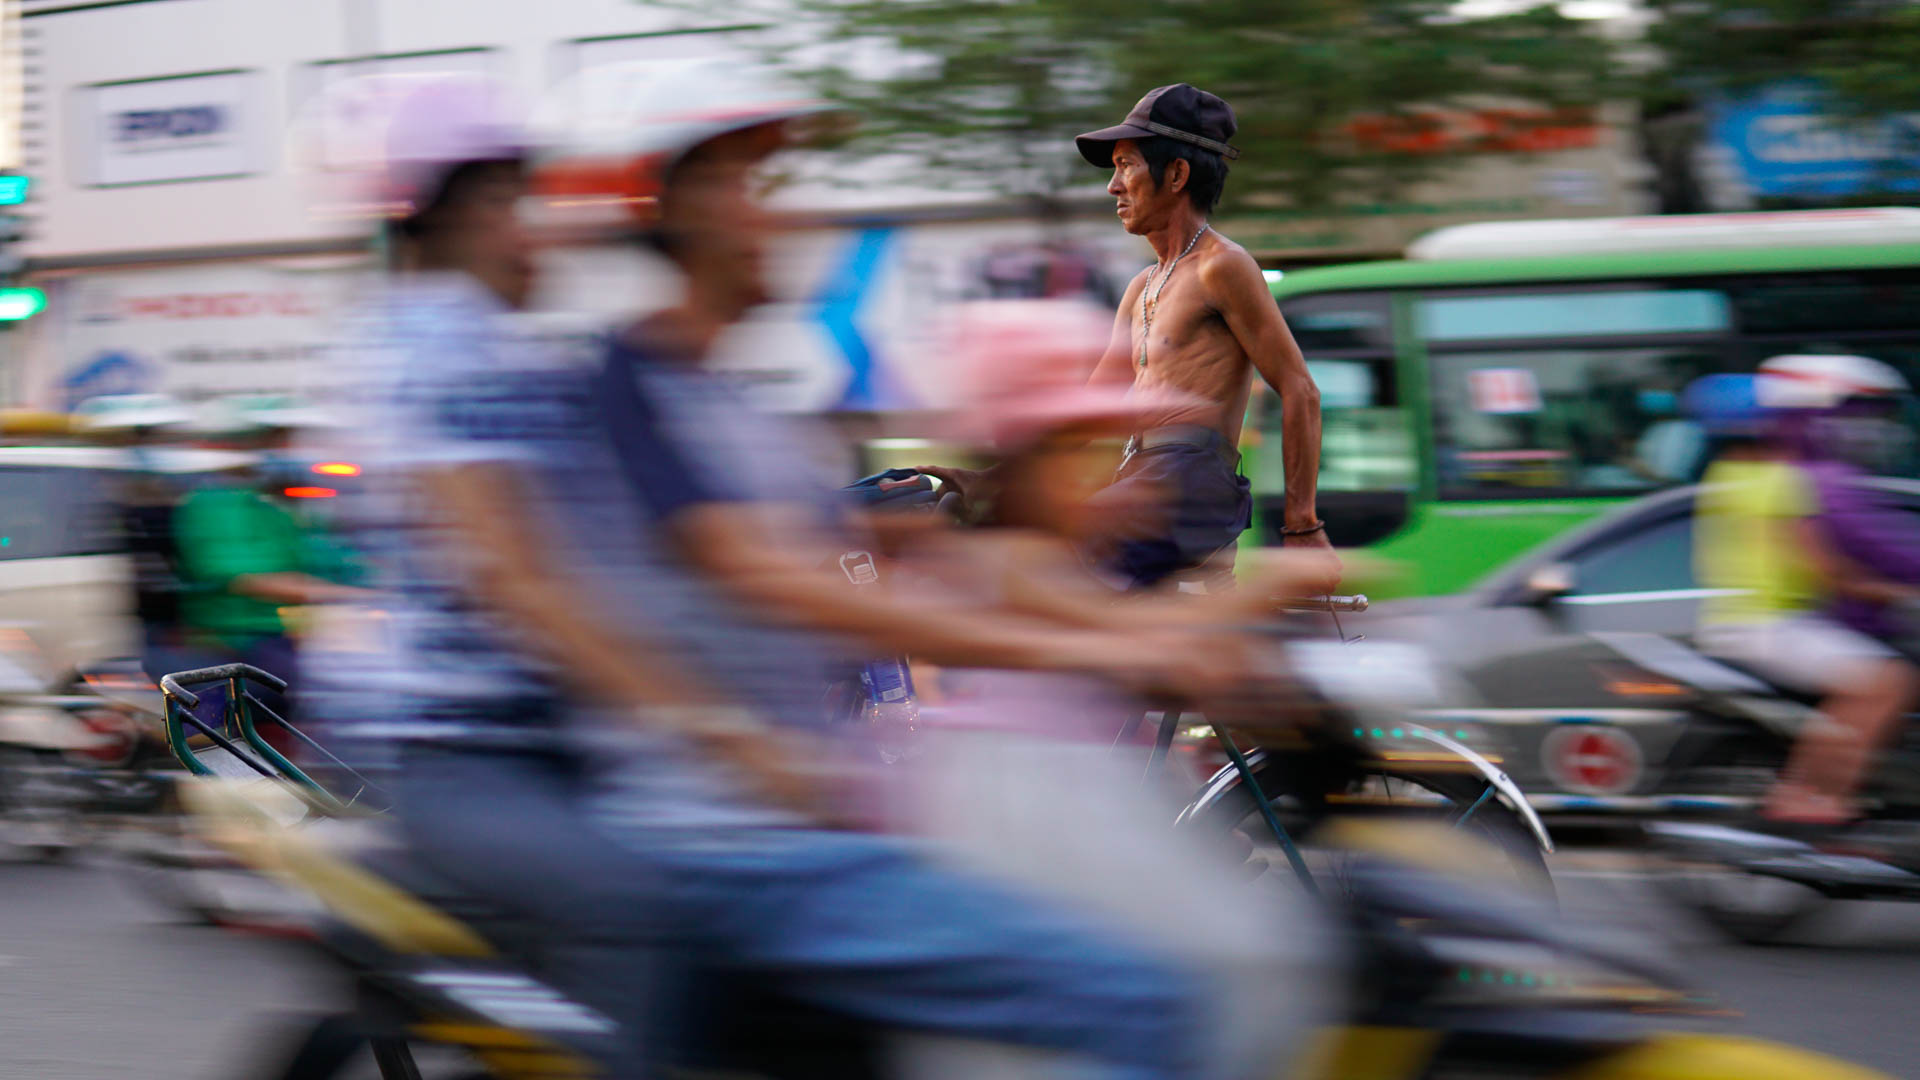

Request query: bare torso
[{"left": 1121, "top": 230, "right": 1256, "bottom": 443}]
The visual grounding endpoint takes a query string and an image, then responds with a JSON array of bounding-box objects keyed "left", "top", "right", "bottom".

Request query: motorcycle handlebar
[
  {"left": 158, "top": 663, "right": 289, "bottom": 710},
  {"left": 1276, "top": 594, "right": 1368, "bottom": 614}
]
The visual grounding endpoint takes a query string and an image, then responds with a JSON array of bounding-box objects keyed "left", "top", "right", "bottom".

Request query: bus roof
[
  {"left": 1269, "top": 238, "right": 1920, "bottom": 301},
  {"left": 1408, "top": 207, "right": 1920, "bottom": 260}
]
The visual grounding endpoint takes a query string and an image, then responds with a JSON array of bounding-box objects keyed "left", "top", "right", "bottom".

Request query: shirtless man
[{"left": 931, "top": 84, "right": 1334, "bottom": 590}]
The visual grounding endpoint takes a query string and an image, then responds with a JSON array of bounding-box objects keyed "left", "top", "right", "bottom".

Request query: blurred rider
[
  {"left": 532, "top": 57, "right": 1245, "bottom": 1079},
  {"left": 926, "top": 301, "right": 1336, "bottom": 638},
  {"left": 320, "top": 68, "right": 1230, "bottom": 1079},
  {"left": 170, "top": 402, "right": 367, "bottom": 741},
  {"left": 1691, "top": 357, "right": 1920, "bottom": 825}
]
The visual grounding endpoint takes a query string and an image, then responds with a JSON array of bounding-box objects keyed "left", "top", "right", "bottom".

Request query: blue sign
[
  {"left": 1709, "top": 81, "right": 1920, "bottom": 197},
  {"left": 114, "top": 105, "right": 227, "bottom": 143},
  {"left": 62, "top": 352, "right": 154, "bottom": 410}
]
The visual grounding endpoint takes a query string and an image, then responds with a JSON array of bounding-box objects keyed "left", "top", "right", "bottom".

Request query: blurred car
[{"left": 1365, "top": 478, "right": 1920, "bottom": 818}]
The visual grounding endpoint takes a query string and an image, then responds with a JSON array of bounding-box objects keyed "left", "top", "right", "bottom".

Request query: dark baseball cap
[{"left": 1075, "top": 84, "right": 1241, "bottom": 168}]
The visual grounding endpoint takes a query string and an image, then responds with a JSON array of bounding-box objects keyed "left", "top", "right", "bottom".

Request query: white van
[{"left": 0, "top": 446, "right": 251, "bottom": 689}]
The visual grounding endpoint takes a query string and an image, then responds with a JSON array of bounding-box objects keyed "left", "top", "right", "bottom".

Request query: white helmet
[
  {"left": 1755, "top": 353, "right": 1910, "bottom": 411},
  {"left": 532, "top": 57, "right": 832, "bottom": 223},
  {"left": 291, "top": 72, "right": 529, "bottom": 223}
]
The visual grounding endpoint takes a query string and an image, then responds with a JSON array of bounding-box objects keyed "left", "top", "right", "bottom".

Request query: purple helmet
[{"left": 295, "top": 73, "right": 528, "bottom": 222}]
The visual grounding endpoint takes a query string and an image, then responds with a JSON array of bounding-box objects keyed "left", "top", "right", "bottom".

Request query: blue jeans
[{"left": 395, "top": 747, "right": 1205, "bottom": 1080}]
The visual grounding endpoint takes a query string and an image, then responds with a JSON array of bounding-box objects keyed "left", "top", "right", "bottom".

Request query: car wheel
[{"left": 1652, "top": 861, "right": 1829, "bottom": 945}]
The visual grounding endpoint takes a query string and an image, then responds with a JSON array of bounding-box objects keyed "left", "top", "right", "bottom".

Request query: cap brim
[{"left": 1075, "top": 124, "right": 1154, "bottom": 167}]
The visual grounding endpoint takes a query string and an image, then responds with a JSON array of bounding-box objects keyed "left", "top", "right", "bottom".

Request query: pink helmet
[
  {"left": 945, "top": 300, "right": 1206, "bottom": 450},
  {"left": 293, "top": 73, "right": 528, "bottom": 222}
]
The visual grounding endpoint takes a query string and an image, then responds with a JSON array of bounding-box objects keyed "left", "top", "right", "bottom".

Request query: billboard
[
  {"left": 48, "top": 263, "right": 359, "bottom": 409},
  {"left": 1709, "top": 81, "right": 1920, "bottom": 198}
]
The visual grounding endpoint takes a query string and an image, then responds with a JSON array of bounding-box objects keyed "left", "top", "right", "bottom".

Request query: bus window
[
  {"left": 1271, "top": 294, "right": 1412, "bottom": 476},
  {"left": 0, "top": 469, "right": 67, "bottom": 560},
  {"left": 1418, "top": 288, "right": 1731, "bottom": 342},
  {"left": 1729, "top": 271, "right": 1920, "bottom": 336},
  {"left": 1252, "top": 352, "right": 1416, "bottom": 545},
  {"left": 0, "top": 467, "right": 125, "bottom": 561},
  {"left": 1261, "top": 292, "right": 1417, "bottom": 544},
  {"left": 1281, "top": 292, "right": 1394, "bottom": 352},
  {"left": 1429, "top": 346, "right": 1723, "bottom": 498}
]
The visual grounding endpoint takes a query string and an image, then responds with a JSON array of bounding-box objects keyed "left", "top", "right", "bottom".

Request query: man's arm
[
  {"left": 422, "top": 463, "right": 712, "bottom": 710},
  {"left": 174, "top": 491, "right": 374, "bottom": 609},
  {"left": 229, "top": 572, "right": 370, "bottom": 607},
  {"left": 1086, "top": 270, "right": 1150, "bottom": 387},
  {"left": 672, "top": 503, "right": 1112, "bottom": 670},
  {"left": 664, "top": 501, "right": 1237, "bottom": 699},
  {"left": 1203, "top": 251, "right": 1324, "bottom": 536},
  {"left": 423, "top": 464, "right": 838, "bottom": 819}
]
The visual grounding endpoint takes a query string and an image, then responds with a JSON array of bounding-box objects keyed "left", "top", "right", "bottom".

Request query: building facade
[{"left": 15, "top": 0, "right": 1650, "bottom": 414}]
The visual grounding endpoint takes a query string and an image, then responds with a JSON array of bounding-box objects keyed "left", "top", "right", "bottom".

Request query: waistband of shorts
[{"left": 1126, "top": 424, "right": 1238, "bottom": 466}]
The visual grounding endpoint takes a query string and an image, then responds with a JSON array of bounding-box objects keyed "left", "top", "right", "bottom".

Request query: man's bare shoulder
[
  {"left": 1195, "top": 231, "right": 1264, "bottom": 290},
  {"left": 1118, "top": 264, "right": 1153, "bottom": 301}
]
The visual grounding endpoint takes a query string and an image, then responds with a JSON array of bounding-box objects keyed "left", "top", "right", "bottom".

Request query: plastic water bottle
[{"left": 840, "top": 551, "right": 921, "bottom": 762}]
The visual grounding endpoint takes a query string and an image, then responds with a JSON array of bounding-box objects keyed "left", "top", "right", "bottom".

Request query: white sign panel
[
  {"left": 77, "top": 71, "right": 265, "bottom": 186},
  {"left": 50, "top": 264, "right": 360, "bottom": 408},
  {"left": 295, "top": 50, "right": 499, "bottom": 175}
]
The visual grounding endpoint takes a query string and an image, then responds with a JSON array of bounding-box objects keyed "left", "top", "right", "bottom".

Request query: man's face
[
  {"left": 661, "top": 129, "right": 779, "bottom": 312},
  {"left": 1106, "top": 138, "right": 1179, "bottom": 235}
]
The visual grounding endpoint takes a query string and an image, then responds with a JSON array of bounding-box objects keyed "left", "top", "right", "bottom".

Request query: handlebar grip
[
  {"left": 1277, "top": 594, "right": 1369, "bottom": 614},
  {"left": 158, "top": 674, "right": 199, "bottom": 709},
  {"left": 159, "top": 663, "right": 290, "bottom": 710}
]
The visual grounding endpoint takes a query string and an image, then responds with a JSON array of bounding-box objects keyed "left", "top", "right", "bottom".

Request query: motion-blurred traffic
[{"left": 0, "top": 2, "right": 1918, "bottom": 1079}]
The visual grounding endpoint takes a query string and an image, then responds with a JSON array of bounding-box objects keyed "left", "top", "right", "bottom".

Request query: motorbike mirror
[{"left": 1522, "top": 562, "right": 1575, "bottom": 606}]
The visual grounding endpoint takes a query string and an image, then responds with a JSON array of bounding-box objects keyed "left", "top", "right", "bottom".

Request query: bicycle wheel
[{"left": 1186, "top": 755, "right": 1553, "bottom": 898}]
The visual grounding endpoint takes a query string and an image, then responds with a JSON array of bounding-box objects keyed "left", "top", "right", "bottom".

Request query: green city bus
[{"left": 1244, "top": 207, "right": 1920, "bottom": 596}]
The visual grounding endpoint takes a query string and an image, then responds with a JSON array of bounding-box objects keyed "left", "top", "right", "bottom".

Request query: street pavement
[{"left": 0, "top": 847, "right": 1914, "bottom": 1079}]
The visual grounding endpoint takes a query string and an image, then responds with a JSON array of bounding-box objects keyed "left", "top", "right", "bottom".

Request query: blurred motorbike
[
  {"left": 0, "top": 642, "right": 178, "bottom": 861},
  {"left": 156, "top": 663, "right": 1893, "bottom": 1080},
  {"left": 1633, "top": 628, "right": 1920, "bottom": 943},
  {"left": 1530, "top": 607, "right": 1920, "bottom": 941}
]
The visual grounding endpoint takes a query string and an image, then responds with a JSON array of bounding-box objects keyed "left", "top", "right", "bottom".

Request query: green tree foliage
[
  {"left": 1641, "top": 0, "right": 1920, "bottom": 205},
  {"left": 1645, "top": 0, "right": 1920, "bottom": 119},
  {"left": 747, "top": 0, "right": 1618, "bottom": 212}
]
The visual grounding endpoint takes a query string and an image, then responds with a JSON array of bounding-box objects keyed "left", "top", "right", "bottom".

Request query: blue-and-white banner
[{"left": 1709, "top": 81, "right": 1920, "bottom": 198}]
